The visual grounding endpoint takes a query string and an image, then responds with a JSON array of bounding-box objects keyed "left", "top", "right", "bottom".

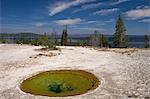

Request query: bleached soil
[{"left": 0, "top": 44, "right": 150, "bottom": 99}]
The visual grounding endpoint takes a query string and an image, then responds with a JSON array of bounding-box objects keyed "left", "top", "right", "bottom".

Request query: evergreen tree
[
  {"left": 61, "top": 26, "right": 68, "bottom": 46},
  {"left": 100, "top": 34, "right": 108, "bottom": 47},
  {"left": 114, "top": 15, "right": 128, "bottom": 48},
  {"left": 145, "top": 34, "right": 150, "bottom": 48}
]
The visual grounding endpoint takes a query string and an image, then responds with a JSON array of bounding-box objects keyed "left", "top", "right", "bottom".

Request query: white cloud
[
  {"left": 94, "top": 8, "right": 119, "bottom": 15},
  {"left": 54, "top": 18, "right": 83, "bottom": 25},
  {"left": 73, "top": 0, "right": 129, "bottom": 13},
  {"left": 87, "top": 21, "right": 97, "bottom": 24},
  {"left": 48, "top": 0, "right": 96, "bottom": 16},
  {"left": 76, "top": 27, "right": 105, "bottom": 31},
  {"left": 126, "top": 8, "right": 150, "bottom": 20},
  {"left": 35, "top": 23, "right": 45, "bottom": 27},
  {"left": 111, "top": 0, "right": 130, "bottom": 5},
  {"left": 136, "top": 5, "right": 149, "bottom": 9},
  {"left": 73, "top": 3, "right": 103, "bottom": 13},
  {"left": 139, "top": 18, "right": 150, "bottom": 23}
]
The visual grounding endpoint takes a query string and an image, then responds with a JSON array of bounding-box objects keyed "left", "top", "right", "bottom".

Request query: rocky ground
[{"left": 0, "top": 44, "right": 150, "bottom": 99}]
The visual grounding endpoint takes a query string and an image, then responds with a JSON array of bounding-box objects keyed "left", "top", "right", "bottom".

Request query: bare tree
[{"left": 50, "top": 31, "right": 57, "bottom": 48}]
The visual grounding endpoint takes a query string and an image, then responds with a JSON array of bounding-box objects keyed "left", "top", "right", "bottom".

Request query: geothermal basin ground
[{"left": 0, "top": 44, "right": 150, "bottom": 99}]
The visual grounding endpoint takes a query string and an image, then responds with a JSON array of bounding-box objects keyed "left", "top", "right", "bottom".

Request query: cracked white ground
[{"left": 0, "top": 44, "right": 150, "bottom": 99}]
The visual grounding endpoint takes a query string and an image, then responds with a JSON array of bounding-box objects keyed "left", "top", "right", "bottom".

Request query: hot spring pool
[{"left": 20, "top": 70, "right": 99, "bottom": 97}]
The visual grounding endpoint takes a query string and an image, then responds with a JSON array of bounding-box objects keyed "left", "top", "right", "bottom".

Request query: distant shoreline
[{"left": 0, "top": 33, "right": 146, "bottom": 48}]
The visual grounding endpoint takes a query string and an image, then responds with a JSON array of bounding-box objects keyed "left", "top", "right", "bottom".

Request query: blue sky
[{"left": 0, "top": 0, "right": 150, "bottom": 35}]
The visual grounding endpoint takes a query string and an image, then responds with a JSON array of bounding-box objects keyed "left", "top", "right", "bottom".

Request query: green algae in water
[
  {"left": 20, "top": 70, "right": 99, "bottom": 97},
  {"left": 48, "top": 82, "right": 74, "bottom": 93}
]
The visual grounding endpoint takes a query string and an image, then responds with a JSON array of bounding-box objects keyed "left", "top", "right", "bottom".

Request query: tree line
[
  {"left": 58, "top": 15, "right": 150, "bottom": 48},
  {"left": 0, "top": 15, "right": 150, "bottom": 48}
]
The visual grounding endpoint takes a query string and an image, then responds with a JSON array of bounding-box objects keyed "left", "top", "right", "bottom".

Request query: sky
[{"left": 0, "top": 0, "right": 150, "bottom": 35}]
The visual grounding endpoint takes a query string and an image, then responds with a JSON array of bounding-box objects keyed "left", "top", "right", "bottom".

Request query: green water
[{"left": 20, "top": 70, "right": 99, "bottom": 97}]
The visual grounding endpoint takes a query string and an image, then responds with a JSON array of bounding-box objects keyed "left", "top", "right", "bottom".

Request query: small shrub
[
  {"left": 1, "top": 40, "right": 6, "bottom": 43},
  {"left": 31, "top": 39, "right": 39, "bottom": 46}
]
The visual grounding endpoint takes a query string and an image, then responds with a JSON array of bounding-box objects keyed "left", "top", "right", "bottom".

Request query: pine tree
[
  {"left": 145, "top": 34, "right": 150, "bottom": 48},
  {"left": 61, "top": 26, "right": 68, "bottom": 46},
  {"left": 101, "top": 34, "right": 108, "bottom": 47},
  {"left": 114, "top": 15, "right": 128, "bottom": 48}
]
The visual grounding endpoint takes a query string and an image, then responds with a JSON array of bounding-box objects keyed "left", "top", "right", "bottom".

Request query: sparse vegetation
[
  {"left": 89, "top": 30, "right": 108, "bottom": 47},
  {"left": 38, "top": 33, "right": 49, "bottom": 47},
  {"left": 30, "top": 32, "right": 57, "bottom": 49},
  {"left": 31, "top": 39, "right": 39, "bottom": 46}
]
